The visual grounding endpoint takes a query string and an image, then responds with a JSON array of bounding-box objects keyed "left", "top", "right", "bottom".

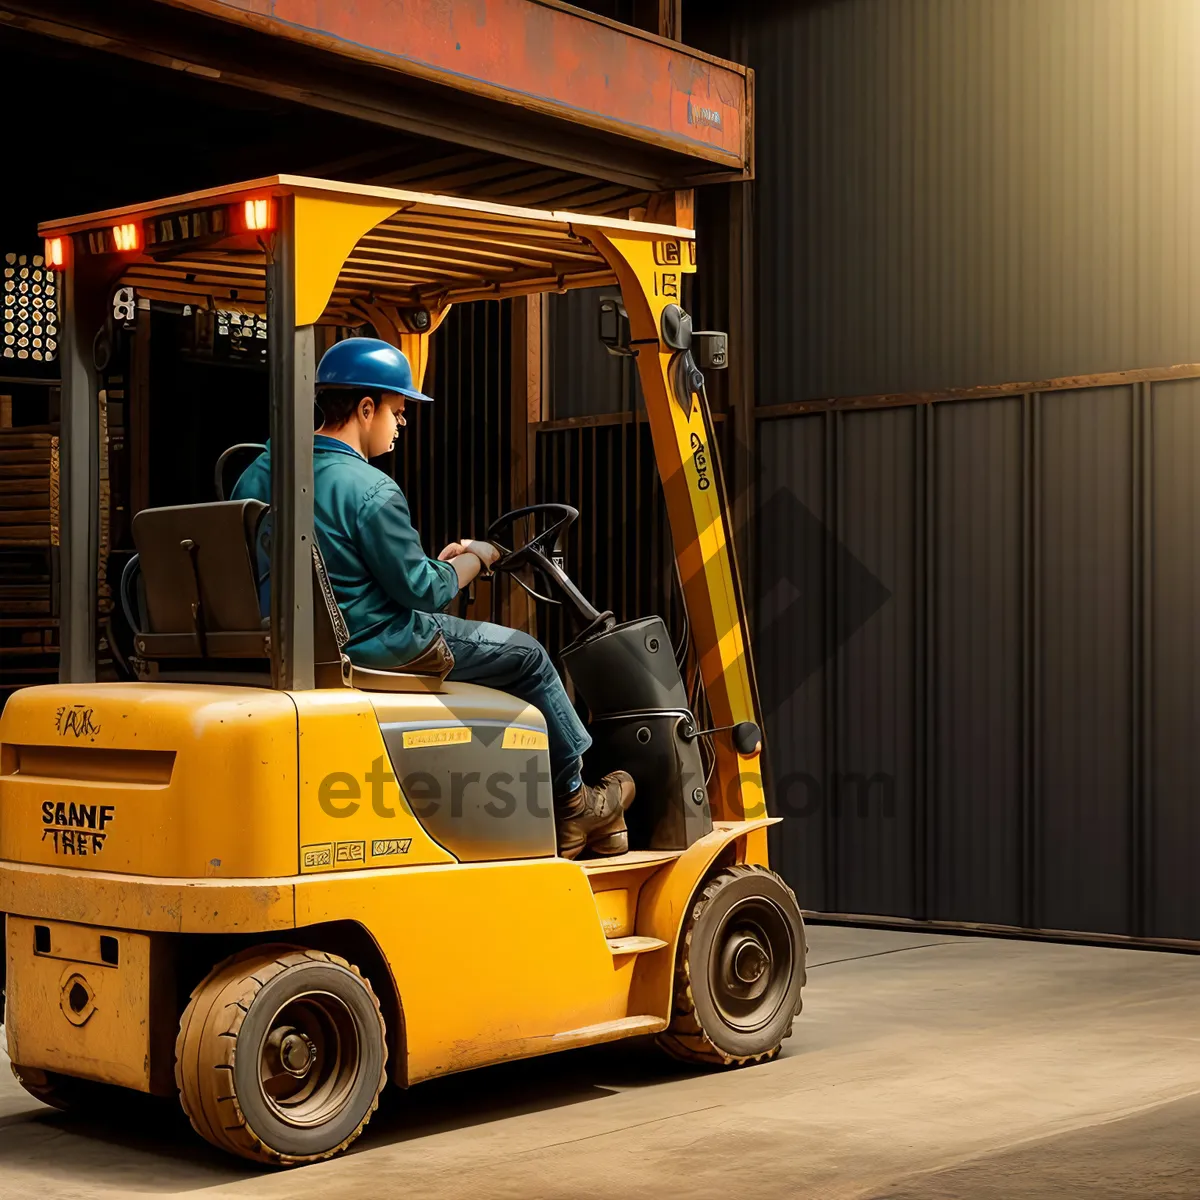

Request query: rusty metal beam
[
  {"left": 0, "top": 0, "right": 749, "bottom": 191},
  {"left": 150, "top": 0, "right": 740, "bottom": 167}
]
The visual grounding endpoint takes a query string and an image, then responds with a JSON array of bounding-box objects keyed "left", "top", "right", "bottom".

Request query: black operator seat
[{"left": 127, "top": 499, "right": 451, "bottom": 693}]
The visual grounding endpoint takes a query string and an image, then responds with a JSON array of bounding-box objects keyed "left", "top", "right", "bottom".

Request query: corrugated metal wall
[
  {"left": 1150, "top": 379, "right": 1200, "bottom": 939},
  {"left": 758, "top": 375, "right": 1200, "bottom": 941},
  {"left": 532, "top": 417, "right": 687, "bottom": 656},
  {"left": 679, "top": 0, "right": 1200, "bottom": 943},
  {"left": 393, "top": 301, "right": 513, "bottom": 562},
  {"left": 736, "top": 0, "right": 1200, "bottom": 401},
  {"left": 546, "top": 289, "right": 640, "bottom": 421},
  {"left": 401, "top": 2, "right": 1200, "bottom": 947}
]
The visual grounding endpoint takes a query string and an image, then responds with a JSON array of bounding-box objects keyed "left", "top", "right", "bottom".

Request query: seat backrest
[
  {"left": 129, "top": 500, "right": 446, "bottom": 690},
  {"left": 132, "top": 500, "right": 268, "bottom": 659},
  {"left": 130, "top": 499, "right": 350, "bottom": 679}
]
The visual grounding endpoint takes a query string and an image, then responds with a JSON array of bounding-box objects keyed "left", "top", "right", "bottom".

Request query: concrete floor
[{"left": 1, "top": 926, "right": 1198, "bottom": 1199}]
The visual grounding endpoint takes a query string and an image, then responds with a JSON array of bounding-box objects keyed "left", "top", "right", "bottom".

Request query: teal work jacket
[{"left": 232, "top": 435, "right": 457, "bottom": 666}]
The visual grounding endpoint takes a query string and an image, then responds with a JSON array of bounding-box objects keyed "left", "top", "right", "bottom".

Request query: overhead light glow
[
  {"left": 112, "top": 223, "right": 140, "bottom": 252},
  {"left": 244, "top": 198, "right": 272, "bottom": 231},
  {"left": 43, "top": 238, "right": 66, "bottom": 269}
]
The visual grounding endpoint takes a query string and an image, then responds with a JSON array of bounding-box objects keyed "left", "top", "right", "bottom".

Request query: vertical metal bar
[
  {"left": 648, "top": 418, "right": 660, "bottom": 634},
  {"left": 912, "top": 408, "right": 926, "bottom": 919},
  {"left": 927, "top": 404, "right": 940, "bottom": 920},
  {"left": 1020, "top": 391, "right": 1040, "bottom": 929},
  {"left": 267, "top": 196, "right": 314, "bottom": 691},
  {"left": 624, "top": 417, "right": 632, "bottom": 620},
  {"left": 482, "top": 302, "right": 491, "bottom": 528},
  {"left": 823, "top": 410, "right": 839, "bottom": 910},
  {"left": 582, "top": 425, "right": 592, "bottom": 607},
  {"left": 463, "top": 307, "right": 473, "bottom": 540},
  {"left": 1131, "top": 380, "right": 1153, "bottom": 937},
  {"left": 634, "top": 409, "right": 643, "bottom": 613},
  {"left": 915, "top": 403, "right": 935, "bottom": 920},
  {"left": 128, "top": 302, "right": 151, "bottom": 518},
  {"left": 729, "top": 182, "right": 757, "bottom": 624},
  {"left": 58, "top": 263, "right": 98, "bottom": 682},
  {"left": 423, "top": 326, "right": 435, "bottom": 541},
  {"left": 1141, "top": 381, "right": 1155, "bottom": 940},
  {"left": 446, "top": 309, "right": 458, "bottom": 543},
  {"left": 1128, "top": 382, "right": 1141, "bottom": 938}
]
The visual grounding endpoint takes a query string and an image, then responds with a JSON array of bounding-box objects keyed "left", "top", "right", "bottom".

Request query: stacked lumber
[
  {"left": 0, "top": 428, "right": 58, "bottom": 546},
  {"left": 0, "top": 428, "right": 60, "bottom": 702}
]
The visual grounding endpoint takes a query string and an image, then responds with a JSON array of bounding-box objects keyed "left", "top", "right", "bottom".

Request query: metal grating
[
  {"left": 2, "top": 252, "right": 57, "bottom": 364},
  {"left": 390, "top": 300, "right": 514, "bottom": 572}
]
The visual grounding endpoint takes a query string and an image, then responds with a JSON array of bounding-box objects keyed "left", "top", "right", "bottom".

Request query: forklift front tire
[
  {"left": 658, "top": 865, "right": 806, "bottom": 1067},
  {"left": 175, "top": 945, "right": 388, "bottom": 1165}
]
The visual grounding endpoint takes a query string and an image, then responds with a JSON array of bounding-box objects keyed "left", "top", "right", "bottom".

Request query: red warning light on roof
[
  {"left": 243, "top": 198, "right": 274, "bottom": 232},
  {"left": 43, "top": 237, "right": 68, "bottom": 270}
]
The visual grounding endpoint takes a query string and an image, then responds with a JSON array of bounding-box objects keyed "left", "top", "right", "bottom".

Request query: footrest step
[{"left": 607, "top": 935, "right": 668, "bottom": 956}]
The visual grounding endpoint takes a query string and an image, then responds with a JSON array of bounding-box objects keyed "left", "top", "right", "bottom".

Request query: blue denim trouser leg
[{"left": 429, "top": 614, "right": 591, "bottom": 798}]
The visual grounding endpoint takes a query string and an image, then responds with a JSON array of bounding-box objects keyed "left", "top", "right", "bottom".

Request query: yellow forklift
[{"left": 0, "top": 178, "right": 805, "bottom": 1165}]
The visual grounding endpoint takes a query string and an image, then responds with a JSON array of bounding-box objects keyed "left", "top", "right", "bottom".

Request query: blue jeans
[{"left": 430, "top": 614, "right": 591, "bottom": 798}]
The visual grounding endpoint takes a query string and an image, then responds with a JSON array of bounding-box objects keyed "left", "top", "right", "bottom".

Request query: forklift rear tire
[
  {"left": 175, "top": 945, "right": 388, "bottom": 1165},
  {"left": 658, "top": 865, "right": 806, "bottom": 1067}
]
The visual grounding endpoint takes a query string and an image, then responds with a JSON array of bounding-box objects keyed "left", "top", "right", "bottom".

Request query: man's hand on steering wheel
[{"left": 438, "top": 539, "right": 502, "bottom": 568}]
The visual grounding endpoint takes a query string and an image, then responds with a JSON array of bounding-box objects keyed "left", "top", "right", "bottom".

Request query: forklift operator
[{"left": 232, "top": 337, "right": 634, "bottom": 859}]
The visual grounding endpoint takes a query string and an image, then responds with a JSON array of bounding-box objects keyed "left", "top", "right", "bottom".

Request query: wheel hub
[
  {"left": 280, "top": 1031, "right": 317, "bottom": 1078},
  {"left": 731, "top": 936, "right": 770, "bottom": 985},
  {"left": 258, "top": 992, "right": 360, "bottom": 1128},
  {"left": 720, "top": 931, "right": 772, "bottom": 1003},
  {"left": 708, "top": 896, "right": 795, "bottom": 1034}
]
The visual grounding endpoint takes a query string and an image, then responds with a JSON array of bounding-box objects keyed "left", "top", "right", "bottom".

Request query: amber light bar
[
  {"left": 242, "top": 197, "right": 274, "bottom": 232},
  {"left": 42, "top": 237, "right": 68, "bottom": 270},
  {"left": 112, "top": 223, "right": 140, "bottom": 252}
]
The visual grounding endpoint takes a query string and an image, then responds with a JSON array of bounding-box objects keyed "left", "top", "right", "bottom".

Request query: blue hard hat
[{"left": 316, "top": 337, "right": 434, "bottom": 402}]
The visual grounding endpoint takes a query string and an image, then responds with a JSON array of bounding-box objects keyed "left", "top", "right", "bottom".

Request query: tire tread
[
  {"left": 174, "top": 944, "right": 387, "bottom": 1166},
  {"left": 657, "top": 864, "right": 805, "bottom": 1068}
]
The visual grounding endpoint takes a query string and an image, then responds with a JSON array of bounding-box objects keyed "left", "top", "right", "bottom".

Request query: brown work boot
[{"left": 555, "top": 771, "right": 636, "bottom": 860}]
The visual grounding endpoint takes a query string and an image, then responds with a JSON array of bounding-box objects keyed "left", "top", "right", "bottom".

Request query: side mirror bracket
[{"left": 598, "top": 295, "right": 634, "bottom": 357}]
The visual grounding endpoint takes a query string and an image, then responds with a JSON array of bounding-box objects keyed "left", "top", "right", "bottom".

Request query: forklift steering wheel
[
  {"left": 486, "top": 502, "right": 578, "bottom": 575},
  {"left": 486, "top": 503, "right": 613, "bottom": 635}
]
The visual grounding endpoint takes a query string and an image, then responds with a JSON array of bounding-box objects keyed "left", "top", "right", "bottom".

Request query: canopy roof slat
[{"left": 356, "top": 237, "right": 551, "bottom": 272}]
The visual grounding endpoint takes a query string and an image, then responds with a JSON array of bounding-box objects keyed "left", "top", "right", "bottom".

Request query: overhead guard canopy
[{"left": 39, "top": 174, "right": 696, "bottom": 327}]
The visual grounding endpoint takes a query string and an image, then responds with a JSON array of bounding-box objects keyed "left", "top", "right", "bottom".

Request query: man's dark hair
[{"left": 316, "top": 385, "right": 385, "bottom": 428}]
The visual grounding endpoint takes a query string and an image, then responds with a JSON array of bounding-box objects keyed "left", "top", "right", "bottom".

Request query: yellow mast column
[{"left": 585, "top": 229, "right": 767, "bottom": 838}]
